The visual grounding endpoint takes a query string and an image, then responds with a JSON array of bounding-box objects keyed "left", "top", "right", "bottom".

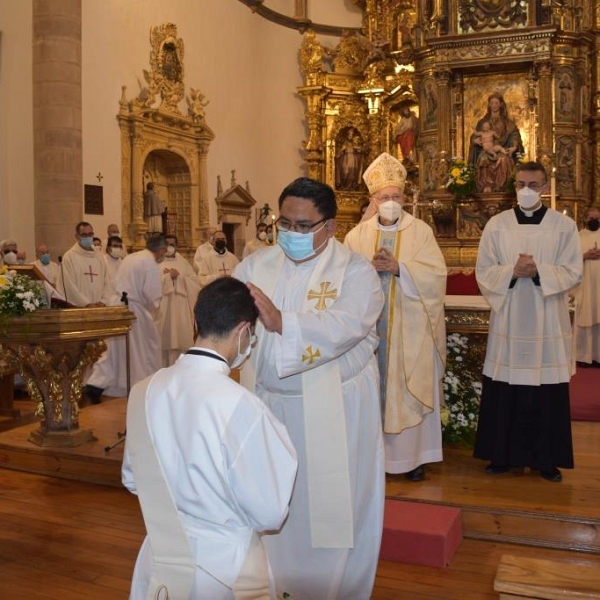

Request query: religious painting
[
  {"left": 461, "top": 75, "right": 530, "bottom": 194},
  {"left": 556, "top": 66, "right": 576, "bottom": 122},
  {"left": 421, "top": 78, "right": 438, "bottom": 131}
]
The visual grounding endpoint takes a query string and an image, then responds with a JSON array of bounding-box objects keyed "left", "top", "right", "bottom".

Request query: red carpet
[{"left": 570, "top": 367, "right": 600, "bottom": 422}]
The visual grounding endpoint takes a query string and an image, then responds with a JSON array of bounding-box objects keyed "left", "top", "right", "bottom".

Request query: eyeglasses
[
  {"left": 515, "top": 181, "right": 544, "bottom": 190},
  {"left": 78, "top": 232, "right": 94, "bottom": 238},
  {"left": 373, "top": 194, "right": 402, "bottom": 203},
  {"left": 275, "top": 217, "right": 328, "bottom": 234}
]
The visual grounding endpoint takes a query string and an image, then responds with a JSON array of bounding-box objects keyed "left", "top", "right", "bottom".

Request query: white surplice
[
  {"left": 198, "top": 249, "right": 240, "bottom": 287},
  {"left": 86, "top": 249, "right": 162, "bottom": 396},
  {"left": 233, "top": 241, "right": 385, "bottom": 600},
  {"left": 32, "top": 258, "right": 59, "bottom": 287},
  {"left": 156, "top": 252, "right": 200, "bottom": 367},
  {"left": 103, "top": 253, "right": 123, "bottom": 299},
  {"left": 122, "top": 351, "right": 298, "bottom": 600},
  {"left": 56, "top": 243, "right": 110, "bottom": 306},
  {"left": 193, "top": 241, "right": 213, "bottom": 274},
  {"left": 477, "top": 209, "right": 582, "bottom": 385},
  {"left": 345, "top": 212, "right": 447, "bottom": 474},
  {"left": 573, "top": 228, "right": 600, "bottom": 363}
]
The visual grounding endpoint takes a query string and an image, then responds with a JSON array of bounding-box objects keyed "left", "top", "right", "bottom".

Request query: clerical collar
[
  {"left": 514, "top": 204, "right": 548, "bottom": 225},
  {"left": 186, "top": 348, "right": 227, "bottom": 364},
  {"left": 377, "top": 220, "right": 399, "bottom": 232}
]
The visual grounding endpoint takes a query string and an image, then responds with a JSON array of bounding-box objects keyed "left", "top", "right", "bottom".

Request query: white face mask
[
  {"left": 378, "top": 200, "right": 402, "bottom": 223},
  {"left": 257, "top": 231, "right": 267, "bottom": 241},
  {"left": 108, "top": 247, "right": 122, "bottom": 259},
  {"left": 3, "top": 252, "right": 17, "bottom": 265},
  {"left": 516, "top": 187, "right": 541, "bottom": 210},
  {"left": 166, "top": 246, "right": 176, "bottom": 257},
  {"left": 230, "top": 325, "right": 253, "bottom": 369}
]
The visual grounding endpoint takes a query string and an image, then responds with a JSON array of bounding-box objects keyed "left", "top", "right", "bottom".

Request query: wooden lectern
[{"left": 0, "top": 307, "right": 135, "bottom": 447}]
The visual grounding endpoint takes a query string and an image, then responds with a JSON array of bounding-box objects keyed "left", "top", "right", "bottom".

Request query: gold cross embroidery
[
  {"left": 307, "top": 281, "right": 338, "bottom": 310},
  {"left": 302, "top": 345, "right": 321, "bottom": 365}
]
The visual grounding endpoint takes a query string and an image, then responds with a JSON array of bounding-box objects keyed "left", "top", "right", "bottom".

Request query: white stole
[
  {"left": 127, "top": 376, "right": 196, "bottom": 600},
  {"left": 243, "top": 242, "right": 354, "bottom": 548}
]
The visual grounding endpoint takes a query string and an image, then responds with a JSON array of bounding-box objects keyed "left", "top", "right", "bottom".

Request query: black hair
[
  {"left": 146, "top": 234, "right": 167, "bottom": 252},
  {"left": 278, "top": 177, "right": 337, "bottom": 219},
  {"left": 194, "top": 277, "right": 258, "bottom": 338},
  {"left": 75, "top": 221, "right": 92, "bottom": 234},
  {"left": 515, "top": 161, "right": 547, "bottom": 183},
  {"left": 165, "top": 234, "right": 178, "bottom": 245},
  {"left": 107, "top": 235, "right": 123, "bottom": 247}
]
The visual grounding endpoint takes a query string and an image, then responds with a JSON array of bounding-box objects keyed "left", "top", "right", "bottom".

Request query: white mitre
[{"left": 362, "top": 152, "right": 407, "bottom": 195}]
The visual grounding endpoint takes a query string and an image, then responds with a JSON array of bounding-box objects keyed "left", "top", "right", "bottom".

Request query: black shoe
[
  {"left": 82, "top": 385, "right": 103, "bottom": 405},
  {"left": 484, "top": 463, "right": 510, "bottom": 474},
  {"left": 540, "top": 468, "right": 562, "bottom": 482},
  {"left": 404, "top": 465, "right": 425, "bottom": 482}
]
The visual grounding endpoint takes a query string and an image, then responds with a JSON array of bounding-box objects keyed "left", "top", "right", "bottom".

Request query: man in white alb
[
  {"left": 122, "top": 276, "right": 297, "bottom": 600},
  {"left": 32, "top": 244, "right": 59, "bottom": 288},
  {"left": 234, "top": 177, "right": 384, "bottom": 600},
  {"left": 193, "top": 226, "right": 217, "bottom": 274},
  {"left": 156, "top": 234, "right": 200, "bottom": 367},
  {"left": 345, "top": 152, "right": 447, "bottom": 481},
  {"left": 197, "top": 230, "right": 239, "bottom": 287}
]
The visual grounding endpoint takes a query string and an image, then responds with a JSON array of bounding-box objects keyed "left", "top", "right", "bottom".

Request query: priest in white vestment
[
  {"left": 122, "top": 277, "right": 297, "bottom": 600},
  {"left": 573, "top": 206, "right": 600, "bottom": 365},
  {"left": 193, "top": 226, "right": 217, "bottom": 273},
  {"left": 474, "top": 161, "right": 582, "bottom": 483},
  {"left": 198, "top": 230, "right": 240, "bottom": 287},
  {"left": 83, "top": 235, "right": 166, "bottom": 403},
  {"left": 345, "top": 153, "right": 447, "bottom": 480},
  {"left": 57, "top": 221, "right": 111, "bottom": 307},
  {"left": 156, "top": 234, "right": 201, "bottom": 367},
  {"left": 32, "top": 244, "right": 59, "bottom": 287},
  {"left": 234, "top": 177, "right": 385, "bottom": 600},
  {"left": 243, "top": 222, "right": 269, "bottom": 257}
]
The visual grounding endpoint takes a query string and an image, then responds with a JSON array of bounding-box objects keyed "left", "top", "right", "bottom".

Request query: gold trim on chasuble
[{"left": 302, "top": 281, "right": 338, "bottom": 365}]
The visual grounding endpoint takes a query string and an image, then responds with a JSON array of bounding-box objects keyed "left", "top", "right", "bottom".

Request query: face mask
[
  {"left": 80, "top": 236, "right": 94, "bottom": 250},
  {"left": 257, "top": 231, "right": 267, "bottom": 241},
  {"left": 166, "top": 246, "right": 176, "bottom": 257},
  {"left": 277, "top": 222, "right": 327, "bottom": 262},
  {"left": 587, "top": 218, "right": 600, "bottom": 232},
  {"left": 516, "top": 187, "right": 541, "bottom": 210},
  {"left": 214, "top": 239, "right": 227, "bottom": 253},
  {"left": 230, "top": 325, "right": 252, "bottom": 369},
  {"left": 93, "top": 245, "right": 102, "bottom": 253},
  {"left": 108, "top": 247, "right": 122, "bottom": 259},
  {"left": 39, "top": 253, "right": 51, "bottom": 265},
  {"left": 3, "top": 251, "right": 17, "bottom": 265},
  {"left": 378, "top": 200, "right": 402, "bottom": 222}
]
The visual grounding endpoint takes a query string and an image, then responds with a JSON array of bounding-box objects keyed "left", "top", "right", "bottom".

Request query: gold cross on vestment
[
  {"left": 307, "top": 281, "right": 338, "bottom": 310},
  {"left": 302, "top": 345, "right": 321, "bottom": 365}
]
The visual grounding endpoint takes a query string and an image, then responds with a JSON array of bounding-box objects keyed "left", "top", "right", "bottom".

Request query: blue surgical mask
[
  {"left": 40, "top": 253, "right": 51, "bottom": 265},
  {"left": 277, "top": 222, "right": 327, "bottom": 262},
  {"left": 80, "top": 236, "right": 94, "bottom": 250}
]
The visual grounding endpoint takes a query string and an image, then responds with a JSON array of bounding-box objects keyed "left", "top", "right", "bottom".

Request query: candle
[
  {"left": 271, "top": 214, "right": 277, "bottom": 245},
  {"left": 550, "top": 168, "right": 556, "bottom": 211}
]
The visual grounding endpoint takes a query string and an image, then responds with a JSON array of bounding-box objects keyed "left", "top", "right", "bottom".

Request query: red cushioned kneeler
[{"left": 379, "top": 499, "right": 463, "bottom": 567}]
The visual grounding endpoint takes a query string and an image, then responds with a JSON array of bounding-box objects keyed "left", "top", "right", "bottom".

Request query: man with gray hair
[{"left": 83, "top": 235, "right": 167, "bottom": 404}]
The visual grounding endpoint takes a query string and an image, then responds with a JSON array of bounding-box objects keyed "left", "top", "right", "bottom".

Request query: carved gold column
[
  {"left": 298, "top": 86, "right": 330, "bottom": 181},
  {"left": 32, "top": 0, "right": 82, "bottom": 257},
  {"left": 436, "top": 69, "right": 452, "bottom": 153},
  {"left": 592, "top": 16, "right": 600, "bottom": 203},
  {"left": 197, "top": 138, "right": 211, "bottom": 237},
  {"left": 535, "top": 61, "right": 555, "bottom": 172},
  {"left": 130, "top": 130, "right": 148, "bottom": 246}
]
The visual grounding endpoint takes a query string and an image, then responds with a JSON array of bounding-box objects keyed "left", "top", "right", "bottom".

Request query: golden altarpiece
[
  {"left": 296, "top": 0, "right": 600, "bottom": 267},
  {"left": 118, "top": 23, "right": 215, "bottom": 255}
]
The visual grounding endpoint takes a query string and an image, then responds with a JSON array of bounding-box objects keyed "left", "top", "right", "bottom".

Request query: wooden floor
[{"left": 0, "top": 397, "right": 599, "bottom": 597}]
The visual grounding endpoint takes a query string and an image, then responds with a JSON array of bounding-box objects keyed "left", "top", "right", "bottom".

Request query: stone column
[{"left": 32, "top": 0, "right": 82, "bottom": 257}]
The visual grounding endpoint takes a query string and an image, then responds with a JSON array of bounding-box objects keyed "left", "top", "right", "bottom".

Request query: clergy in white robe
[
  {"left": 103, "top": 235, "right": 124, "bottom": 298},
  {"left": 193, "top": 226, "right": 217, "bottom": 273},
  {"left": 345, "top": 153, "right": 446, "bottom": 479},
  {"left": 243, "top": 223, "right": 269, "bottom": 258},
  {"left": 198, "top": 230, "right": 240, "bottom": 287},
  {"left": 573, "top": 207, "right": 600, "bottom": 364},
  {"left": 234, "top": 177, "right": 385, "bottom": 600},
  {"left": 156, "top": 236, "right": 201, "bottom": 367},
  {"left": 57, "top": 222, "right": 110, "bottom": 307},
  {"left": 84, "top": 236, "right": 166, "bottom": 401},
  {"left": 32, "top": 244, "right": 59, "bottom": 287},
  {"left": 474, "top": 162, "right": 582, "bottom": 482},
  {"left": 122, "top": 276, "right": 297, "bottom": 600}
]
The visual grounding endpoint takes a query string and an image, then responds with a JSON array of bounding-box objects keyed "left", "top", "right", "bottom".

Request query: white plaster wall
[{"left": 0, "top": 0, "right": 35, "bottom": 259}]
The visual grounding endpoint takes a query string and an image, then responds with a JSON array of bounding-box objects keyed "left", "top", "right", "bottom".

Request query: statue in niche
[
  {"left": 144, "top": 182, "right": 166, "bottom": 234},
  {"left": 469, "top": 92, "right": 523, "bottom": 193},
  {"left": 558, "top": 69, "right": 574, "bottom": 119},
  {"left": 162, "top": 43, "right": 182, "bottom": 82},
  {"left": 335, "top": 127, "right": 365, "bottom": 191},
  {"left": 394, "top": 106, "right": 418, "bottom": 163}
]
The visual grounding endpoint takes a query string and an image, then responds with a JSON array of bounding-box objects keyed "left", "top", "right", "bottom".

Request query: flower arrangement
[
  {"left": 441, "top": 332, "right": 482, "bottom": 447},
  {"left": 446, "top": 158, "right": 476, "bottom": 198},
  {"left": 0, "top": 266, "right": 46, "bottom": 318}
]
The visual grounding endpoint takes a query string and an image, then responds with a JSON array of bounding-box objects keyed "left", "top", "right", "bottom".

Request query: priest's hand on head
[
  {"left": 372, "top": 247, "right": 400, "bottom": 276},
  {"left": 247, "top": 282, "right": 282, "bottom": 334},
  {"left": 513, "top": 253, "right": 538, "bottom": 278}
]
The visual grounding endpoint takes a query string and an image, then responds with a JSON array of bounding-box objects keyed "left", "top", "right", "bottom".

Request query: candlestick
[
  {"left": 271, "top": 214, "right": 277, "bottom": 245},
  {"left": 550, "top": 168, "right": 556, "bottom": 211}
]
